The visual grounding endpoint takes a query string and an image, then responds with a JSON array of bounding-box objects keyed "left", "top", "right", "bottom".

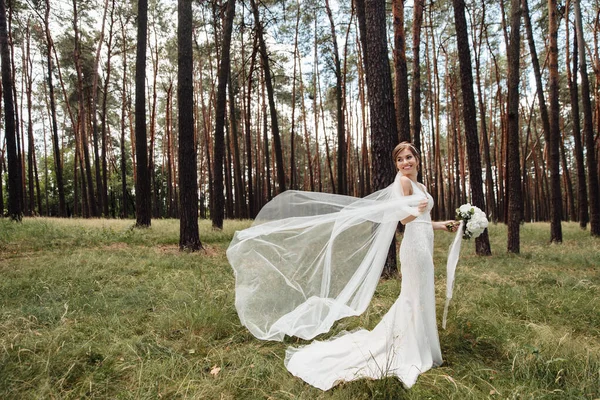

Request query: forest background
[
  {"left": 0, "top": 0, "right": 599, "bottom": 252},
  {"left": 1, "top": 0, "right": 600, "bottom": 397}
]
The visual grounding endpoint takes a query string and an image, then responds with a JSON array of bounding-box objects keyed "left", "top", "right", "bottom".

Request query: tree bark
[
  {"left": 452, "top": 0, "right": 492, "bottom": 255},
  {"left": 25, "top": 20, "right": 35, "bottom": 215},
  {"left": 101, "top": 0, "right": 116, "bottom": 218},
  {"left": 244, "top": 35, "right": 258, "bottom": 218},
  {"left": 134, "top": 0, "right": 151, "bottom": 227},
  {"left": 325, "top": 0, "right": 347, "bottom": 194},
  {"left": 73, "top": 0, "right": 98, "bottom": 217},
  {"left": 9, "top": 5, "right": 24, "bottom": 215},
  {"left": 178, "top": 0, "right": 201, "bottom": 250},
  {"left": 0, "top": 125, "right": 4, "bottom": 216},
  {"left": 507, "top": 0, "right": 522, "bottom": 253},
  {"left": 165, "top": 81, "right": 176, "bottom": 218},
  {"left": 149, "top": 13, "right": 160, "bottom": 218},
  {"left": 313, "top": 18, "right": 325, "bottom": 192},
  {"left": 411, "top": 0, "right": 424, "bottom": 173},
  {"left": 560, "top": 133, "right": 576, "bottom": 221},
  {"left": 212, "top": 0, "right": 236, "bottom": 229},
  {"left": 393, "top": 0, "right": 410, "bottom": 143},
  {"left": 90, "top": 0, "right": 110, "bottom": 217},
  {"left": 574, "top": 0, "right": 600, "bottom": 236},
  {"left": 43, "top": 0, "right": 66, "bottom": 217},
  {"left": 119, "top": 13, "right": 130, "bottom": 218},
  {"left": 228, "top": 73, "right": 244, "bottom": 219},
  {"left": 547, "top": 0, "right": 563, "bottom": 241},
  {"left": 360, "top": 0, "right": 399, "bottom": 276},
  {"left": 296, "top": 30, "right": 314, "bottom": 193},
  {"left": 0, "top": 0, "right": 21, "bottom": 221},
  {"left": 566, "top": 19, "right": 588, "bottom": 228},
  {"left": 289, "top": 7, "right": 299, "bottom": 191},
  {"left": 250, "top": 0, "right": 286, "bottom": 194},
  {"left": 472, "top": 3, "right": 496, "bottom": 222}
]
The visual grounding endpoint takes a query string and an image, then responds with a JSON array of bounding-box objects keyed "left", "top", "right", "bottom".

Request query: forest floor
[{"left": 0, "top": 217, "right": 599, "bottom": 399}]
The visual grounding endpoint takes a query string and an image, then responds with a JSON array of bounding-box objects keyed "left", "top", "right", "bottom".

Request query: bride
[{"left": 227, "top": 142, "right": 458, "bottom": 390}]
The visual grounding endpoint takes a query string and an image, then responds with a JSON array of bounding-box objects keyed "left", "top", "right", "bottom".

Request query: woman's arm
[
  {"left": 400, "top": 200, "right": 429, "bottom": 225},
  {"left": 399, "top": 176, "right": 428, "bottom": 225},
  {"left": 432, "top": 220, "right": 459, "bottom": 232}
]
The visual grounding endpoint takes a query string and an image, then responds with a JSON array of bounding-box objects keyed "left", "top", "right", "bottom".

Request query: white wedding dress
[
  {"left": 227, "top": 174, "right": 443, "bottom": 390},
  {"left": 285, "top": 179, "right": 442, "bottom": 389}
]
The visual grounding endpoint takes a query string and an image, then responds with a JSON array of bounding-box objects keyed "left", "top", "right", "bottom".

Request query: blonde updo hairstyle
[{"left": 392, "top": 141, "right": 420, "bottom": 171}]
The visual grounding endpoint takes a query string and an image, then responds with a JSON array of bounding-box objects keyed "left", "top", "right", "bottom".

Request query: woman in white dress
[{"left": 227, "top": 142, "right": 458, "bottom": 390}]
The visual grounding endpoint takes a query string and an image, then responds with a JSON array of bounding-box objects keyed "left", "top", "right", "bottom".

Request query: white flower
[
  {"left": 466, "top": 220, "right": 477, "bottom": 232},
  {"left": 458, "top": 203, "right": 472, "bottom": 216},
  {"left": 456, "top": 203, "right": 489, "bottom": 239}
]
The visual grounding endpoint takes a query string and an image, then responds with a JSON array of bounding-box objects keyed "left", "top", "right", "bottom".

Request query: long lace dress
[{"left": 284, "top": 179, "right": 442, "bottom": 390}]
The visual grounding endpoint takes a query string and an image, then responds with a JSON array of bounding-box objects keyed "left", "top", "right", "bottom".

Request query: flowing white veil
[{"left": 227, "top": 172, "right": 428, "bottom": 341}]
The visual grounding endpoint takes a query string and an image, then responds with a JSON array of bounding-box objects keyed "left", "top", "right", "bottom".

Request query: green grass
[{"left": 0, "top": 218, "right": 598, "bottom": 399}]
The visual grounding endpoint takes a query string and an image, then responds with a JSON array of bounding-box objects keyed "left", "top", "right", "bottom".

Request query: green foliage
[{"left": 0, "top": 219, "right": 598, "bottom": 399}]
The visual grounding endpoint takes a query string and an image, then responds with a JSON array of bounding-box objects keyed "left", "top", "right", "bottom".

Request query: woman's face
[{"left": 395, "top": 148, "right": 418, "bottom": 177}]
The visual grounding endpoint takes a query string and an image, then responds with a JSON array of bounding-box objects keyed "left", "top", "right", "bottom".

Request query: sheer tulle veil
[{"left": 227, "top": 171, "right": 429, "bottom": 341}]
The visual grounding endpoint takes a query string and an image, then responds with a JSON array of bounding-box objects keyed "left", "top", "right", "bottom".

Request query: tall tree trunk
[
  {"left": 0, "top": 0, "right": 21, "bottom": 221},
  {"left": 547, "top": 0, "right": 563, "bottom": 241},
  {"left": 507, "top": 0, "right": 522, "bottom": 253},
  {"left": 25, "top": 20, "right": 35, "bottom": 216},
  {"left": 40, "top": 116, "right": 49, "bottom": 215},
  {"left": 44, "top": 0, "right": 65, "bottom": 217},
  {"left": 261, "top": 77, "right": 272, "bottom": 202},
  {"left": 165, "top": 81, "right": 175, "bottom": 218},
  {"left": 296, "top": 29, "right": 314, "bottom": 193},
  {"left": 9, "top": 5, "right": 24, "bottom": 215},
  {"left": 486, "top": 34, "right": 505, "bottom": 222},
  {"left": 198, "top": 57, "right": 213, "bottom": 220},
  {"left": 342, "top": 15, "right": 354, "bottom": 195},
  {"left": 228, "top": 73, "right": 244, "bottom": 219},
  {"left": 359, "top": 0, "right": 399, "bottom": 276},
  {"left": 244, "top": 35, "right": 258, "bottom": 218},
  {"left": 250, "top": 0, "right": 286, "bottom": 193},
  {"left": 119, "top": 14, "right": 129, "bottom": 218},
  {"left": 149, "top": 8, "right": 163, "bottom": 218},
  {"left": 212, "top": 0, "right": 235, "bottom": 229},
  {"left": 411, "top": 0, "right": 424, "bottom": 180},
  {"left": 73, "top": 0, "right": 98, "bottom": 217},
  {"left": 0, "top": 131, "right": 4, "bottom": 216},
  {"left": 522, "top": 0, "right": 551, "bottom": 164},
  {"left": 225, "top": 123, "right": 234, "bottom": 218},
  {"left": 452, "top": 0, "right": 492, "bottom": 255},
  {"left": 90, "top": 0, "right": 110, "bottom": 217},
  {"left": 178, "top": 0, "right": 201, "bottom": 250},
  {"left": 473, "top": 3, "right": 496, "bottom": 222},
  {"left": 566, "top": 20, "right": 588, "bottom": 228},
  {"left": 314, "top": 12, "right": 324, "bottom": 192},
  {"left": 356, "top": 32, "right": 370, "bottom": 196},
  {"left": 33, "top": 141, "right": 41, "bottom": 215},
  {"left": 314, "top": 43, "right": 336, "bottom": 193},
  {"left": 135, "top": 0, "right": 151, "bottom": 227},
  {"left": 574, "top": 0, "right": 600, "bottom": 236},
  {"left": 101, "top": 0, "right": 115, "bottom": 218},
  {"left": 325, "top": 0, "right": 346, "bottom": 194},
  {"left": 426, "top": 7, "right": 444, "bottom": 219},
  {"left": 289, "top": 1, "right": 300, "bottom": 190},
  {"left": 560, "top": 133, "right": 576, "bottom": 221},
  {"left": 393, "top": 0, "right": 410, "bottom": 143}
]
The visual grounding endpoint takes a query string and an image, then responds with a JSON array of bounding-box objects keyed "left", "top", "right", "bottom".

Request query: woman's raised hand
[{"left": 417, "top": 200, "right": 429, "bottom": 214}]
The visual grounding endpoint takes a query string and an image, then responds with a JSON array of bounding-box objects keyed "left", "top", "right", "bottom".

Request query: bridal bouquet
[
  {"left": 443, "top": 203, "right": 489, "bottom": 329},
  {"left": 455, "top": 203, "right": 489, "bottom": 239}
]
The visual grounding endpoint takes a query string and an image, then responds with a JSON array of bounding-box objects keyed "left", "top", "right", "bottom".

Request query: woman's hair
[{"left": 392, "top": 141, "right": 421, "bottom": 166}]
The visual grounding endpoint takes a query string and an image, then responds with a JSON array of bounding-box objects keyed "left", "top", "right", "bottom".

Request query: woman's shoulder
[{"left": 399, "top": 176, "right": 414, "bottom": 196}]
